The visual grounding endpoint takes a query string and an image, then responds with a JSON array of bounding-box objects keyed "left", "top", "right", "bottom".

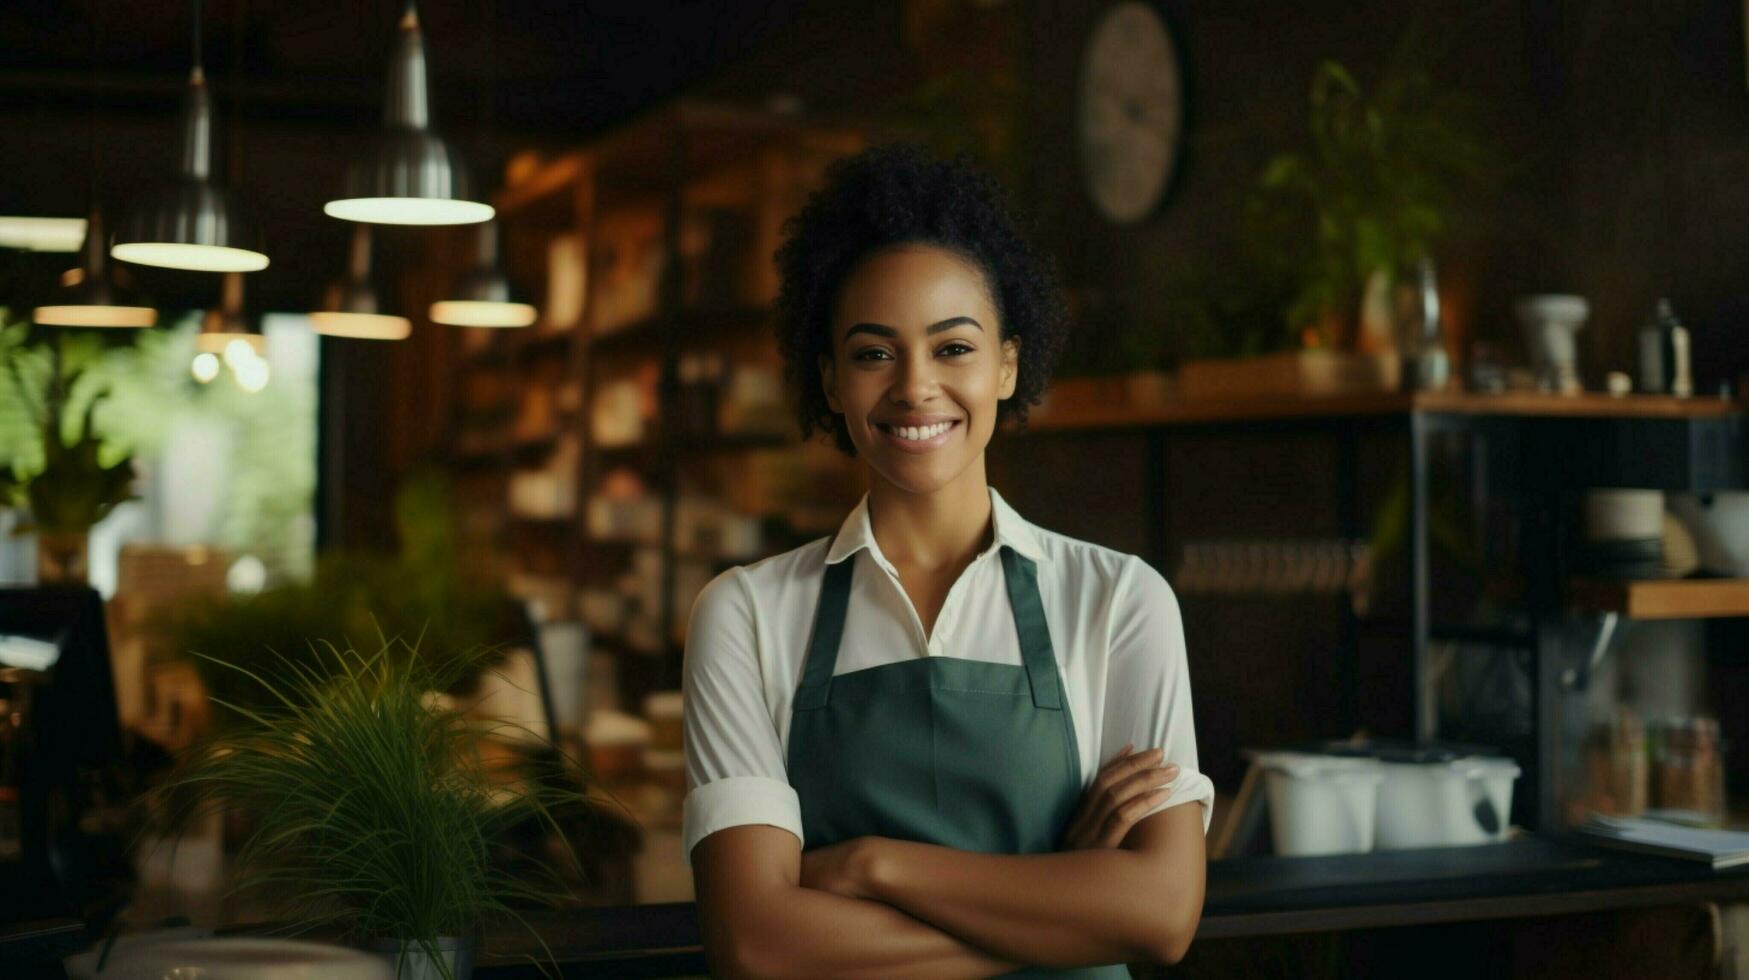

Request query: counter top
[
  {"left": 1024, "top": 390, "right": 1743, "bottom": 431},
  {"left": 474, "top": 835, "right": 1749, "bottom": 977},
  {"left": 1198, "top": 835, "right": 1749, "bottom": 937}
]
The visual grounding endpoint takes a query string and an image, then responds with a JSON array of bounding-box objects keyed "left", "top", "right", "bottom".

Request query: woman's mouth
[{"left": 875, "top": 419, "right": 961, "bottom": 453}]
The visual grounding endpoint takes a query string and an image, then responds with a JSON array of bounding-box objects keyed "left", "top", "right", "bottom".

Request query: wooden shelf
[
  {"left": 1024, "top": 388, "right": 1743, "bottom": 432},
  {"left": 1570, "top": 577, "right": 1749, "bottom": 619},
  {"left": 436, "top": 103, "right": 866, "bottom": 719}
]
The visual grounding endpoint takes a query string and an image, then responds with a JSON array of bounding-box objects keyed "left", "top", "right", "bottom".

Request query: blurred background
[{"left": 3, "top": 1, "right": 1749, "bottom": 977}]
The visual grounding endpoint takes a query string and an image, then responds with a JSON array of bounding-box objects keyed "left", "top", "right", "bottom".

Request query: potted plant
[
  {"left": 1, "top": 323, "right": 137, "bottom": 584},
  {"left": 1175, "top": 44, "right": 1487, "bottom": 399},
  {"left": 1256, "top": 54, "right": 1485, "bottom": 353},
  {"left": 157, "top": 637, "right": 590, "bottom": 980}
]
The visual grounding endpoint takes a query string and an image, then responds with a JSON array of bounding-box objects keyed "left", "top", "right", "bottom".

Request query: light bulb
[
  {"left": 191, "top": 352, "right": 221, "bottom": 383},
  {"left": 227, "top": 555, "right": 268, "bottom": 593},
  {"left": 235, "top": 358, "right": 270, "bottom": 393},
  {"left": 223, "top": 337, "right": 259, "bottom": 369}
]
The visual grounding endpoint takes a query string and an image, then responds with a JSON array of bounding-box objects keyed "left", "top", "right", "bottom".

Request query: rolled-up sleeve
[
  {"left": 1101, "top": 557, "right": 1215, "bottom": 833},
  {"left": 681, "top": 567, "right": 804, "bottom": 861}
]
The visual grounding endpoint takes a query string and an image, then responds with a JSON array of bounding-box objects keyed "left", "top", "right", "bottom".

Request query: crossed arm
[{"left": 691, "top": 801, "right": 1205, "bottom": 979}]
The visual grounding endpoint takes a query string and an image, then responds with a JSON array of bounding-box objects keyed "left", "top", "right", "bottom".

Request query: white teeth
[{"left": 892, "top": 422, "right": 952, "bottom": 441}]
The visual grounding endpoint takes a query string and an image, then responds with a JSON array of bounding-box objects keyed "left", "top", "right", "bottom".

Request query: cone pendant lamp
[
  {"left": 311, "top": 225, "right": 411, "bottom": 340},
  {"left": 112, "top": 0, "right": 267, "bottom": 273},
  {"left": 325, "top": 3, "right": 492, "bottom": 226},
  {"left": 35, "top": 208, "right": 157, "bottom": 328},
  {"left": 430, "top": 221, "right": 535, "bottom": 327}
]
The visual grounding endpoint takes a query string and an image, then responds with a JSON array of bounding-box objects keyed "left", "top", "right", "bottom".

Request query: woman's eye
[
  {"left": 938, "top": 342, "right": 974, "bottom": 357},
  {"left": 852, "top": 347, "right": 892, "bottom": 361}
]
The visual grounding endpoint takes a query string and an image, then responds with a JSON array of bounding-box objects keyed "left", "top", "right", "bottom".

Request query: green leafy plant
[
  {"left": 1256, "top": 53, "right": 1486, "bottom": 344},
  {"left": 1, "top": 324, "right": 137, "bottom": 534},
  {"left": 1, "top": 308, "right": 319, "bottom": 582},
  {"left": 14, "top": 386, "right": 136, "bottom": 533},
  {"left": 157, "top": 637, "right": 589, "bottom": 978}
]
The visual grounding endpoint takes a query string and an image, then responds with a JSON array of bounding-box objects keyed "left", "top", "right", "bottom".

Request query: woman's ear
[
  {"left": 819, "top": 350, "right": 842, "bottom": 413},
  {"left": 998, "top": 337, "right": 1020, "bottom": 400}
]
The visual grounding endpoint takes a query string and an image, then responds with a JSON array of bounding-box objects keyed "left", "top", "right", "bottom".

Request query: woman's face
[{"left": 820, "top": 244, "right": 1018, "bottom": 496}]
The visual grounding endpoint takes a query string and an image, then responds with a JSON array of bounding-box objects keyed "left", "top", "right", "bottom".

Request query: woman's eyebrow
[{"left": 845, "top": 316, "right": 984, "bottom": 339}]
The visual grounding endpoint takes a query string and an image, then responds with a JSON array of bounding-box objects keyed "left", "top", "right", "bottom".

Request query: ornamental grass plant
[{"left": 156, "top": 635, "right": 591, "bottom": 978}]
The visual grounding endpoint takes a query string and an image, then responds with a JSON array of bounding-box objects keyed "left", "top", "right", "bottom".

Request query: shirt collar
[{"left": 824, "top": 486, "right": 1050, "bottom": 566}]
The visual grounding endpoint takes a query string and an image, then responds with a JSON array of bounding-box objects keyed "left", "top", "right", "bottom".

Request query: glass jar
[
  {"left": 1651, "top": 715, "right": 1727, "bottom": 825},
  {"left": 1580, "top": 711, "right": 1647, "bottom": 817}
]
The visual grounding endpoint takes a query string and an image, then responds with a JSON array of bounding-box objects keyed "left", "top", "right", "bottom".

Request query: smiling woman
[
  {"left": 774, "top": 142, "right": 1069, "bottom": 457},
  {"left": 682, "top": 143, "right": 1211, "bottom": 978},
  {"left": 824, "top": 248, "right": 1017, "bottom": 494}
]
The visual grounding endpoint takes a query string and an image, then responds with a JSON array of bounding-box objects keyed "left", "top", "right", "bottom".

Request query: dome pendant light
[
  {"left": 430, "top": 221, "right": 535, "bottom": 328},
  {"left": 310, "top": 225, "right": 411, "bottom": 340},
  {"left": 324, "top": 3, "right": 492, "bottom": 226},
  {"left": 111, "top": 0, "right": 267, "bottom": 273},
  {"left": 34, "top": 208, "right": 158, "bottom": 328}
]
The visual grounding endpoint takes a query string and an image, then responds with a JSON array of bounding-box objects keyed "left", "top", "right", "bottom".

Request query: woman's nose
[{"left": 889, "top": 350, "right": 940, "bottom": 405}]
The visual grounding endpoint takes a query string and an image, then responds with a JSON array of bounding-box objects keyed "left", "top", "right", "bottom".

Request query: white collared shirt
[{"left": 680, "top": 486, "right": 1214, "bottom": 860}]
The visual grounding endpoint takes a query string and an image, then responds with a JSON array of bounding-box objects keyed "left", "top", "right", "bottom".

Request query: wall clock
[{"left": 1076, "top": 2, "right": 1184, "bottom": 225}]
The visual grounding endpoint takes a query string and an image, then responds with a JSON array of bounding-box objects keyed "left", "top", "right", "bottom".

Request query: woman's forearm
[
  {"left": 727, "top": 881, "right": 1021, "bottom": 979},
  {"left": 864, "top": 840, "right": 1199, "bottom": 969}
]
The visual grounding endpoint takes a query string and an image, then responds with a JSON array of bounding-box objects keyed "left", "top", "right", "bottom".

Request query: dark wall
[
  {"left": 1018, "top": 0, "right": 1749, "bottom": 390},
  {"left": 701, "top": 0, "right": 1749, "bottom": 386}
]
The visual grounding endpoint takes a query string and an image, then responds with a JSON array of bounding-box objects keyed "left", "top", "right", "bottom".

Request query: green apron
[{"left": 786, "top": 545, "right": 1131, "bottom": 979}]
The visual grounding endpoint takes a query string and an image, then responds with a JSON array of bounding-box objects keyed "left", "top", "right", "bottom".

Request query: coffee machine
[{"left": 0, "top": 586, "right": 128, "bottom": 930}]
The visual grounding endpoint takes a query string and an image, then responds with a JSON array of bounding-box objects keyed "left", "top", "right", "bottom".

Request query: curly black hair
[{"left": 772, "top": 142, "right": 1071, "bottom": 455}]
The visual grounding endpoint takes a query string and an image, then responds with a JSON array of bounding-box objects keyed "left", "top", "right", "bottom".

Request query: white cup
[{"left": 1584, "top": 488, "right": 1665, "bottom": 542}]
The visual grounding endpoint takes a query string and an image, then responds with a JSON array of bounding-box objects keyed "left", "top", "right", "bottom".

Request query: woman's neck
[{"left": 866, "top": 461, "right": 993, "bottom": 572}]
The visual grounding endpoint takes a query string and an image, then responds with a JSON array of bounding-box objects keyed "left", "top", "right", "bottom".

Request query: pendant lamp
[
  {"left": 429, "top": 221, "right": 535, "bottom": 327},
  {"left": 325, "top": 3, "right": 492, "bottom": 226},
  {"left": 197, "top": 271, "right": 265, "bottom": 356},
  {"left": 194, "top": 273, "right": 270, "bottom": 392},
  {"left": 35, "top": 212, "right": 157, "bottom": 329},
  {"left": 310, "top": 225, "right": 410, "bottom": 340},
  {"left": 112, "top": 0, "right": 266, "bottom": 273}
]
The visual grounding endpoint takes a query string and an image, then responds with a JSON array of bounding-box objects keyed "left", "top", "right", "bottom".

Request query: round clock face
[{"left": 1076, "top": 2, "right": 1183, "bottom": 225}]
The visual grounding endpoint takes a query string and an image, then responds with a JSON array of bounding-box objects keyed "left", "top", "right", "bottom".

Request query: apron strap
[
  {"left": 1001, "top": 546, "right": 1064, "bottom": 711},
  {"left": 794, "top": 554, "right": 855, "bottom": 711},
  {"left": 796, "top": 544, "right": 1063, "bottom": 712}
]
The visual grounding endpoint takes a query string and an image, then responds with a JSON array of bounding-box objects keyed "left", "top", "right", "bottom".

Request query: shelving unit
[
  {"left": 440, "top": 100, "right": 867, "bottom": 712},
  {"left": 1004, "top": 388, "right": 1749, "bottom": 832}
]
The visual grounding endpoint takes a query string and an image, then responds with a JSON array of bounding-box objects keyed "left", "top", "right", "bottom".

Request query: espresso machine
[{"left": 0, "top": 586, "right": 130, "bottom": 940}]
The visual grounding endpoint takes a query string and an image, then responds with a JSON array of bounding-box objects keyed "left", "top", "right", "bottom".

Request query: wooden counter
[
  {"left": 1023, "top": 390, "right": 1742, "bottom": 432},
  {"left": 473, "top": 836, "right": 1749, "bottom": 977}
]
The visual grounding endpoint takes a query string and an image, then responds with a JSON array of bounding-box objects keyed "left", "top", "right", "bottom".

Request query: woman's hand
[
  {"left": 1060, "top": 745, "right": 1180, "bottom": 850},
  {"left": 800, "top": 835, "right": 882, "bottom": 900}
]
